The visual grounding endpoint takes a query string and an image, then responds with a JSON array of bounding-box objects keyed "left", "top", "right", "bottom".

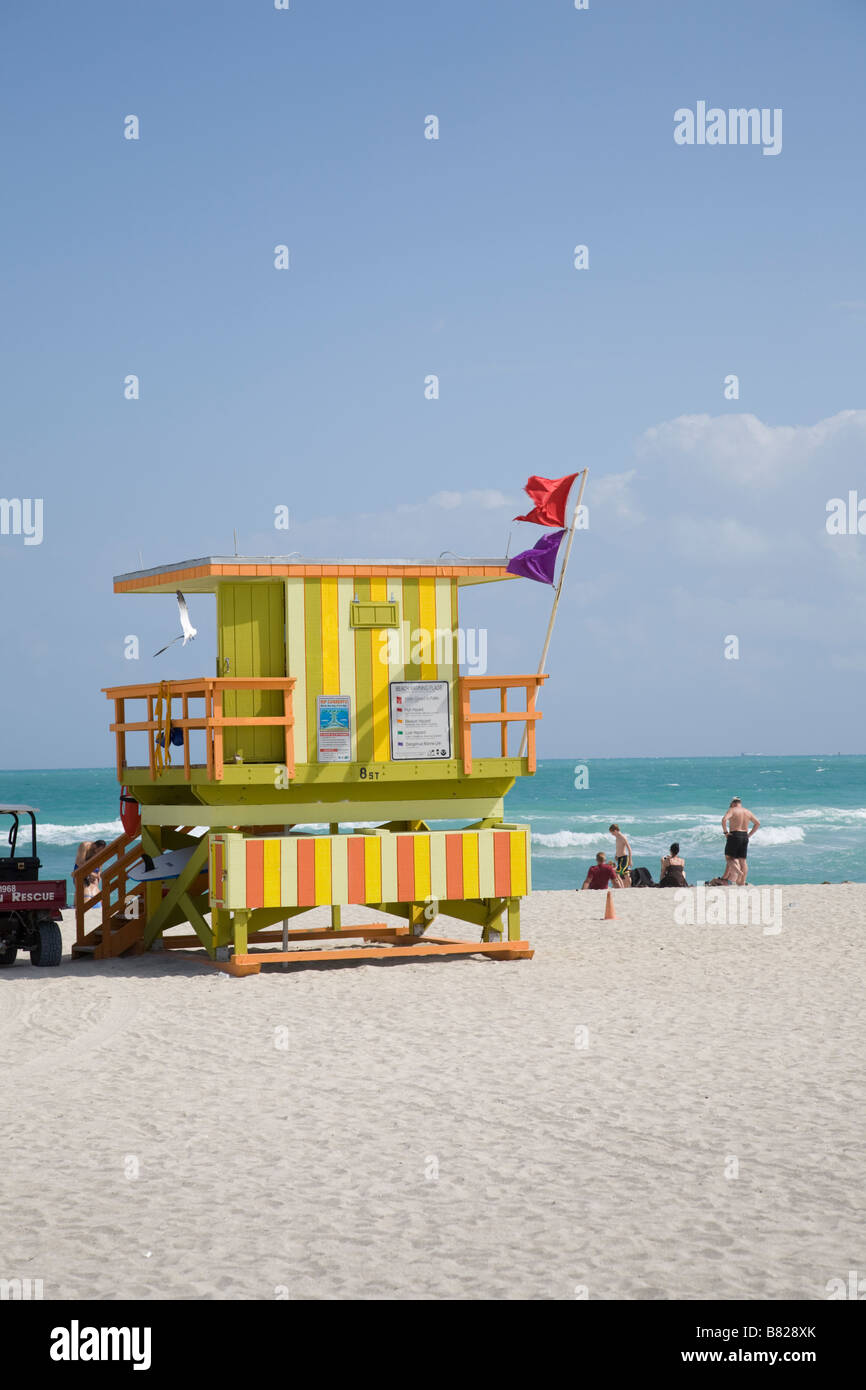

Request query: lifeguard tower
[{"left": 73, "top": 557, "right": 546, "bottom": 974}]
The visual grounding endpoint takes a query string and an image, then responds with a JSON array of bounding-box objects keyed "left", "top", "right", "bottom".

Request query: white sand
[{"left": 2, "top": 885, "right": 864, "bottom": 1301}]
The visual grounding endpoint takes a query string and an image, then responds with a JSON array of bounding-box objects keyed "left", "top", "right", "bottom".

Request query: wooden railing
[
  {"left": 73, "top": 825, "right": 204, "bottom": 958},
  {"left": 103, "top": 677, "right": 296, "bottom": 782},
  {"left": 459, "top": 674, "right": 547, "bottom": 775},
  {"left": 73, "top": 830, "right": 145, "bottom": 958}
]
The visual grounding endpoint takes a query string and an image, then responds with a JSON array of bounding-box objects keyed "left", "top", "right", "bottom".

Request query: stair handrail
[{"left": 73, "top": 830, "right": 141, "bottom": 947}]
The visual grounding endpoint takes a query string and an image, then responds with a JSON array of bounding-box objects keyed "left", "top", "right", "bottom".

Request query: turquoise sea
[{"left": 1, "top": 756, "right": 864, "bottom": 893}]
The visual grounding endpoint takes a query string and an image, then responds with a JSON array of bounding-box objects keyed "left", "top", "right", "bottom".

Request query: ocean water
[
  {"left": 509, "top": 756, "right": 866, "bottom": 888},
  {"left": 0, "top": 756, "right": 863, "bottom": 894}
]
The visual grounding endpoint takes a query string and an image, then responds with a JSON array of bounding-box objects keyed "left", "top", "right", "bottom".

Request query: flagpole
[{"left": 518, "top": 468, "right": 588, "bottom": 758}]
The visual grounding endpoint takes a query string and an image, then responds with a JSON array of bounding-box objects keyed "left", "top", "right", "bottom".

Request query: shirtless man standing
[
  {"left": 609, "top": 824, "right": 632, "bottom": 887},
  {"left": 720, "top": 798, "right": 760, "bottom": 885}
]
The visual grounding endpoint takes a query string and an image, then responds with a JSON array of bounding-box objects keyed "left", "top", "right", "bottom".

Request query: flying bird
[{"left": 153, "top": 591, "right": 197, "bottom": 657}]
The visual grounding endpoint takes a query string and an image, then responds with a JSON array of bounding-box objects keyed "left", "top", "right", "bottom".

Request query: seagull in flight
[{"left": 153, "top": 591, "right": 197, "bottom": 657}]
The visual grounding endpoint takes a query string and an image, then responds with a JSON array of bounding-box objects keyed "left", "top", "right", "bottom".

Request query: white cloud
[
  {"left": 246, "top": 487, "right": 516, "bottom": 560},
  {"left": 638, "top": 409, "right": 866, "bottom": 488},
  {"left": 589, "top": 469, "right": 643, "bottom": 523},
  {"left": 668, "top": 515, "right": 772, "bottom": 562},
  {"left": 429, "top": 488, "right": 512, "bottom": 511}
]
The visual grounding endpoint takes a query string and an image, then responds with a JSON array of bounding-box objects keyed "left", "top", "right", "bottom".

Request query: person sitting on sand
[
  {"left": 716, "top": 798, "right": 760, "bottom": 886},
  {"left": 608, "top": 824, "right": 632, "bottom": 887},
  {"left": 74, "top": 839, "right": 106, "bottom": 901},
  {"left": 658, "top": 842, "right": 688, "bottom": 888},
  {"left": 580, "top": 852, "right": 622, "bottom": 891}
]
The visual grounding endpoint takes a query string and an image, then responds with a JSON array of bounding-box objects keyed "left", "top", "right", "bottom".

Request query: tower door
[{"left": 216, "top": 582, "right": 287, "bottom": 764}]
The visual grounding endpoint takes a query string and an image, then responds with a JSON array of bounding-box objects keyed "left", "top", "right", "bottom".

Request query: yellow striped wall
[{"left": 286, "top": 575, "right": 458, "bottom": 765}]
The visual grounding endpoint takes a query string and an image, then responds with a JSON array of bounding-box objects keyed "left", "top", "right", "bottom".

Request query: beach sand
[{"left": 2, "top": 885, "right": 864, "bottom": 1301}]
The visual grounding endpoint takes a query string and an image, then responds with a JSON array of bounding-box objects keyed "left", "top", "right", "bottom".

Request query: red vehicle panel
[{"left": 0, "top": 880, "right": 67, "bottom": 913}]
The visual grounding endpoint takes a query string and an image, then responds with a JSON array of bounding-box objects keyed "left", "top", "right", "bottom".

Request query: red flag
[{"left": 514, "top": 473, "right": 578, "bottom": 527}]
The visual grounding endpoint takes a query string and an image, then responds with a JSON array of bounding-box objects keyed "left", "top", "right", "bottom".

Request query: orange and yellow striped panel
[{"left": 213, "top": 828, "right": 531, "bottom": 909}]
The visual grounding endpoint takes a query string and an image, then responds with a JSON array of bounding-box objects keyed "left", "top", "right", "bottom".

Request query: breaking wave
[
  {"left": 532, "top": 830, "right": 606, "bottom": 849},
  {"left": 750, "top": 826, "right": 805, "bottom": 846},
  {"left": 531, "top": 824, "right": 806, "bottom": 853},
  {"left": 34, "top": 820, "right": 124, "bottom": 846}
]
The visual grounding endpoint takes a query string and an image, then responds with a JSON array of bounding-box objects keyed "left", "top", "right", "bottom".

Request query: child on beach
[{"left": 609, "top": 824, "right": 632, "bottom": 887}]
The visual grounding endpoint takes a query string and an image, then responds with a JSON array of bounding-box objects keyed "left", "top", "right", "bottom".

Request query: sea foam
[
  {"left": 751, "top": 826, "right": 805, "bottom": 847},
  {"left": 35, "top": 820, "right": 124, "bottom": 845},
  {"left": 531, "top": 830, "right": 604, "bottom": 849},
  {"left": 530, "top": 824, "right": 807, "bottom": 853}
]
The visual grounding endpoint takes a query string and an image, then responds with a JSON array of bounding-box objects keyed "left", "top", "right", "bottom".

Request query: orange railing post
[
  {"left": 182, "top": 692, "right": 190, "bottom": 781},
  {"left": 205, "top": 680, "right": 215, "bottom": 780},
  {"left": 146, "top": 694, "right": 155, "bottom": 778},
  {"left": 526, "top": 682, "right": 538, "bottom": 773},
  {"left": 115, "top": 697, "right": 125, "bottom": 780},
  {"left": 500, "top": 685, "right": 508, "bottom": 757},
  {"left": 213, "top": 683, "right": 224, "bottom": 779},
  {"left": 283, "top": 682, "right": 294, "bottom": 780},
  {"left": 460, "top": 682, "right": 473, "bottom": 775},
  {"left": 459, "top": 674, "right": 548, "bottom": 776}
]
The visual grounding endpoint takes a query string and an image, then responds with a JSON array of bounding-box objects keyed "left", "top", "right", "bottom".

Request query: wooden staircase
[{"left": 72, "top": 831, "right": 147, "bottom": 960}]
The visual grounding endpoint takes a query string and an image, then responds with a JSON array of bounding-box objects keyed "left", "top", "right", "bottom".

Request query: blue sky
[{"left": 1, "top": 0, "right": 865, "bottom": 766}]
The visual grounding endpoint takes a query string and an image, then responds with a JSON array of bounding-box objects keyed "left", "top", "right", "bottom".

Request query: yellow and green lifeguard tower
[{"left": 73, "top": 556, "right": 546, "bottom": 974}]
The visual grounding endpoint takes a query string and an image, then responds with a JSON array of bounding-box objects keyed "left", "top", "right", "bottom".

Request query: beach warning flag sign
[
  {"left": 506, "top": 529, "right": 566, "bottom": 585},
  {"left": 514, "top": 473, "right": 578, "bottom": 528}
]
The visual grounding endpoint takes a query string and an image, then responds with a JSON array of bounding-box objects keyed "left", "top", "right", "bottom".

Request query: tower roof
[{"left": 114, "top": 556, "right": 513, "bottom": 594}]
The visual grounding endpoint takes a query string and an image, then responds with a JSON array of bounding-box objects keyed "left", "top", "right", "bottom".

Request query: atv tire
[{"left": 30, "top": 920, "right": 62, "bottom": 967}]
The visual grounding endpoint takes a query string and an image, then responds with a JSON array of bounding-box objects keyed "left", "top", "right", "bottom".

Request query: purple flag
[{"left": 506, "top": 529, "right": 565, "bottom": 585}]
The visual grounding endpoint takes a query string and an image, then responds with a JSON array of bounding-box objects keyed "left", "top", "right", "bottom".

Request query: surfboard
[{"left": 128, "top": 846, "right": 205, "bottom": 883}]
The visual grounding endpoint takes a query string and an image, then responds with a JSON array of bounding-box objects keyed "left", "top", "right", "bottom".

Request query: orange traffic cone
[{"left": 603, "top": 889, "right": 616, "bottom": 920}]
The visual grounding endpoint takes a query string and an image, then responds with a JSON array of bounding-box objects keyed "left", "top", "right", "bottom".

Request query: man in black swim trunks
[
  {"left": 720, "top": 798, "right": 760, "bottom": 885},
  {"left": 609, "top": 824, "right": 632, "bottom": 887}
]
